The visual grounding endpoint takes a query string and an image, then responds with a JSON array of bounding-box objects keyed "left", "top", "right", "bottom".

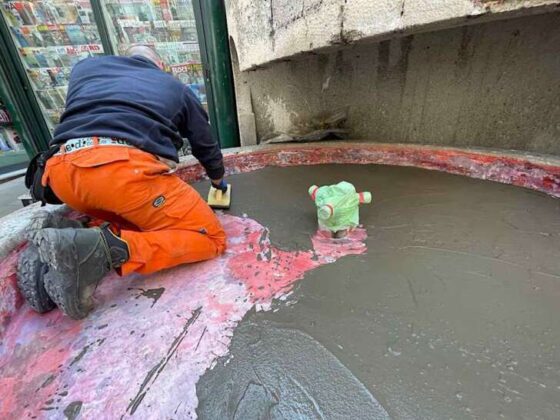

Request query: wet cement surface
[{"left": 194, "top": 165, "right": 560, "bottom": 419}]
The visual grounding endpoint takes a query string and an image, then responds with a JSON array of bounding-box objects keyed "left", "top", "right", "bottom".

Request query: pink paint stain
[
  {"left": 0, "top": 214, "right": 366, "bottom": 419},
  {"left": 0, "top": 248, "right": 24, "bottom": 336}
]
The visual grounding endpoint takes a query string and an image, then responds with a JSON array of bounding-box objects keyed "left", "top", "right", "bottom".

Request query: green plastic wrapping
[{"left": 309, "top": 181, "right": 372, "bottom": 233}]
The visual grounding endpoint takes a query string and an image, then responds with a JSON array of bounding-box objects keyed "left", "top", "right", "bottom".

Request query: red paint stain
[
  {"left": 0, "top": 249, "right": 24, "bottom": 336},
  {"left": 228, "top": 224, "right": 366, "bottom": 303},
  {"left": 178, "top": 144, "right": 560, "bottom": 198},
  {"left": 0, "top": 214, "right": 367, "bottom": 418}
]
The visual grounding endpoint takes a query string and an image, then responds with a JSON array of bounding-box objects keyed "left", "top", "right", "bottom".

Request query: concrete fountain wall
[
  {"left": 226, "top": 0, "right": 560, "bottom": 71},
  {"left": 1, "top": 141, "right": 560, "bottom": 418}
]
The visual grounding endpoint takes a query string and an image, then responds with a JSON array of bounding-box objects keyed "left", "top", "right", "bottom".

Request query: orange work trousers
[{"left": 43, "top": 143, "right": 226, "bottom": 276}]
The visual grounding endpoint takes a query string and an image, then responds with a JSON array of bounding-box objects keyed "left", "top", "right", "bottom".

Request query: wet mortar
[{"left": 193, "top": 164, "right": 560, "bottom": 419}]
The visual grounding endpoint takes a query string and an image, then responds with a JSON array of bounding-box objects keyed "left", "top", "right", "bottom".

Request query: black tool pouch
[{"left": 25, "top": 147, "right": 63, "bottom": 206}]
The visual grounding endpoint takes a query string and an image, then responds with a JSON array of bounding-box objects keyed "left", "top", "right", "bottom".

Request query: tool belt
[
  {"left": 54, "top": 137, "right": 134, "bottom": 155},
  {"left": 25, "top": 137, "right": 134, "bottom": 206}
]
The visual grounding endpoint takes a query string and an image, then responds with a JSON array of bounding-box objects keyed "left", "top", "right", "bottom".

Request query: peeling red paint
[
  {"left": 229, "top": 222, "right": 366, "bottom": 305},
  {"left": 0, "top": 249, "right": 24, "bottom": 336},
  {"left": 178, "top": 144, "right": 560, "bottom": 198},
  {"left": 0, "top": 214, "right": 366, "bottom": 418}
]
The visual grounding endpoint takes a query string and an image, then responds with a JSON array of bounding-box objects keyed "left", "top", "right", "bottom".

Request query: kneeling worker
[{"left": 23, "top": 46, "right": 227, "bottom": 319}]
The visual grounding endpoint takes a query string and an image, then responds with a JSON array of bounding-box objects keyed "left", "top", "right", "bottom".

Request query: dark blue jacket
[{"left": 52, "top": 55, "right": 224, "bottom": 180}]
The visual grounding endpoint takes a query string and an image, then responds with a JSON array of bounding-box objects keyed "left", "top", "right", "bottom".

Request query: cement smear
[
  {"left": 194, "top": 165, "right": 560, "bottom": 419},
  {"left": 196, "top": 320, "right": 389, "bottom": 419}
]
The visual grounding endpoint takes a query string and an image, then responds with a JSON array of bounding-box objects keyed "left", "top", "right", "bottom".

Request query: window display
[{"left": 1, "top": 0, "right": 105, "bottom": 130}]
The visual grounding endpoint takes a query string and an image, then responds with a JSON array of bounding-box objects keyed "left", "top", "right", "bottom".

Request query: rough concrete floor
[
  {"left": 0, "top": 177, "right": 26, "bottom": 218},
  {"left": 194, "top": 165, "right": 560, "bottom": 419}
]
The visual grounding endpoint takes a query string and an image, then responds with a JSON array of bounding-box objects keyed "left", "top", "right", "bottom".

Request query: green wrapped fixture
[{"left": 309, "top": 181, "right": 372, "bottom": 237}]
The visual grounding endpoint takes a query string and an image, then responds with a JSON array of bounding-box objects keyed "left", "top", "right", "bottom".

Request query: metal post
[
  {"left": 193, "top": 0, "right": 240, "bottom": 148},
  {"left": 91, "top": 0, "right": 115, "bottom": 56}
]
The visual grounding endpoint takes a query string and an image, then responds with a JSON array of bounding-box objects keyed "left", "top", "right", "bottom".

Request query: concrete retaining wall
[
  {"left": 226, "top": 0, "right": 560, "bottom": 71},
  {"left": 230, "top": 12, "right": 560, "bottom": 154}
]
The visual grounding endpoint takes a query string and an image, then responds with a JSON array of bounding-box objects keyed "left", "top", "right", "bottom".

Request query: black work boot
[
  {"left": 17, "top": 211, "right": 85, "bottom": 313},
  {"left": 27, "top": 210, "right": 84, "bottom": 234},
  {"left": 17, "top": 244, "right": 55, "bottom": 313},
  {"left": 32, "top": 225, "right": 129, "bottom": 320}
]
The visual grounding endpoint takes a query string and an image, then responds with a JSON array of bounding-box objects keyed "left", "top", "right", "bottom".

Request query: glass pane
[
  {"left": 1, "top": 0, "right": 105, "bottom": 132},
  {"left": 101, "top": 0, "right": 206, "bottom": 105},
  {"left": 0, "top": 70, "right": 30, "bottom": 174},
  {"left": 0, "top": 110, "right": 29, "bottom": 174}
]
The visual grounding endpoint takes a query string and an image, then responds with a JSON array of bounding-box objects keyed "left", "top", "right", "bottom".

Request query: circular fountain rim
[
  {"left": 2, "top": 142, "right": 559, "bottom": 260},
  {"left": 176, "top": 141, "right": 560, "bottom": 198}
]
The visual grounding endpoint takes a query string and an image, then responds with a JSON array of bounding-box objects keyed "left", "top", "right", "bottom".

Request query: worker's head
[{"left": 125, "top": 45, "right": 165, "bottom": 70}]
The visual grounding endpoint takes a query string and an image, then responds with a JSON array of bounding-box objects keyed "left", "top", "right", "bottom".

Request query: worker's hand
[{"left": 211, "top": 178, "right": 228, "bottom": 193}]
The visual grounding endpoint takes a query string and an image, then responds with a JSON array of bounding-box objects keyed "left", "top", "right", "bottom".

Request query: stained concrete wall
[
  {"left": 226, "top": 0, "right": 560, "bottom": 71},
  {"left": 231, "top": 12, "right": 560, "bottom": 154}
]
